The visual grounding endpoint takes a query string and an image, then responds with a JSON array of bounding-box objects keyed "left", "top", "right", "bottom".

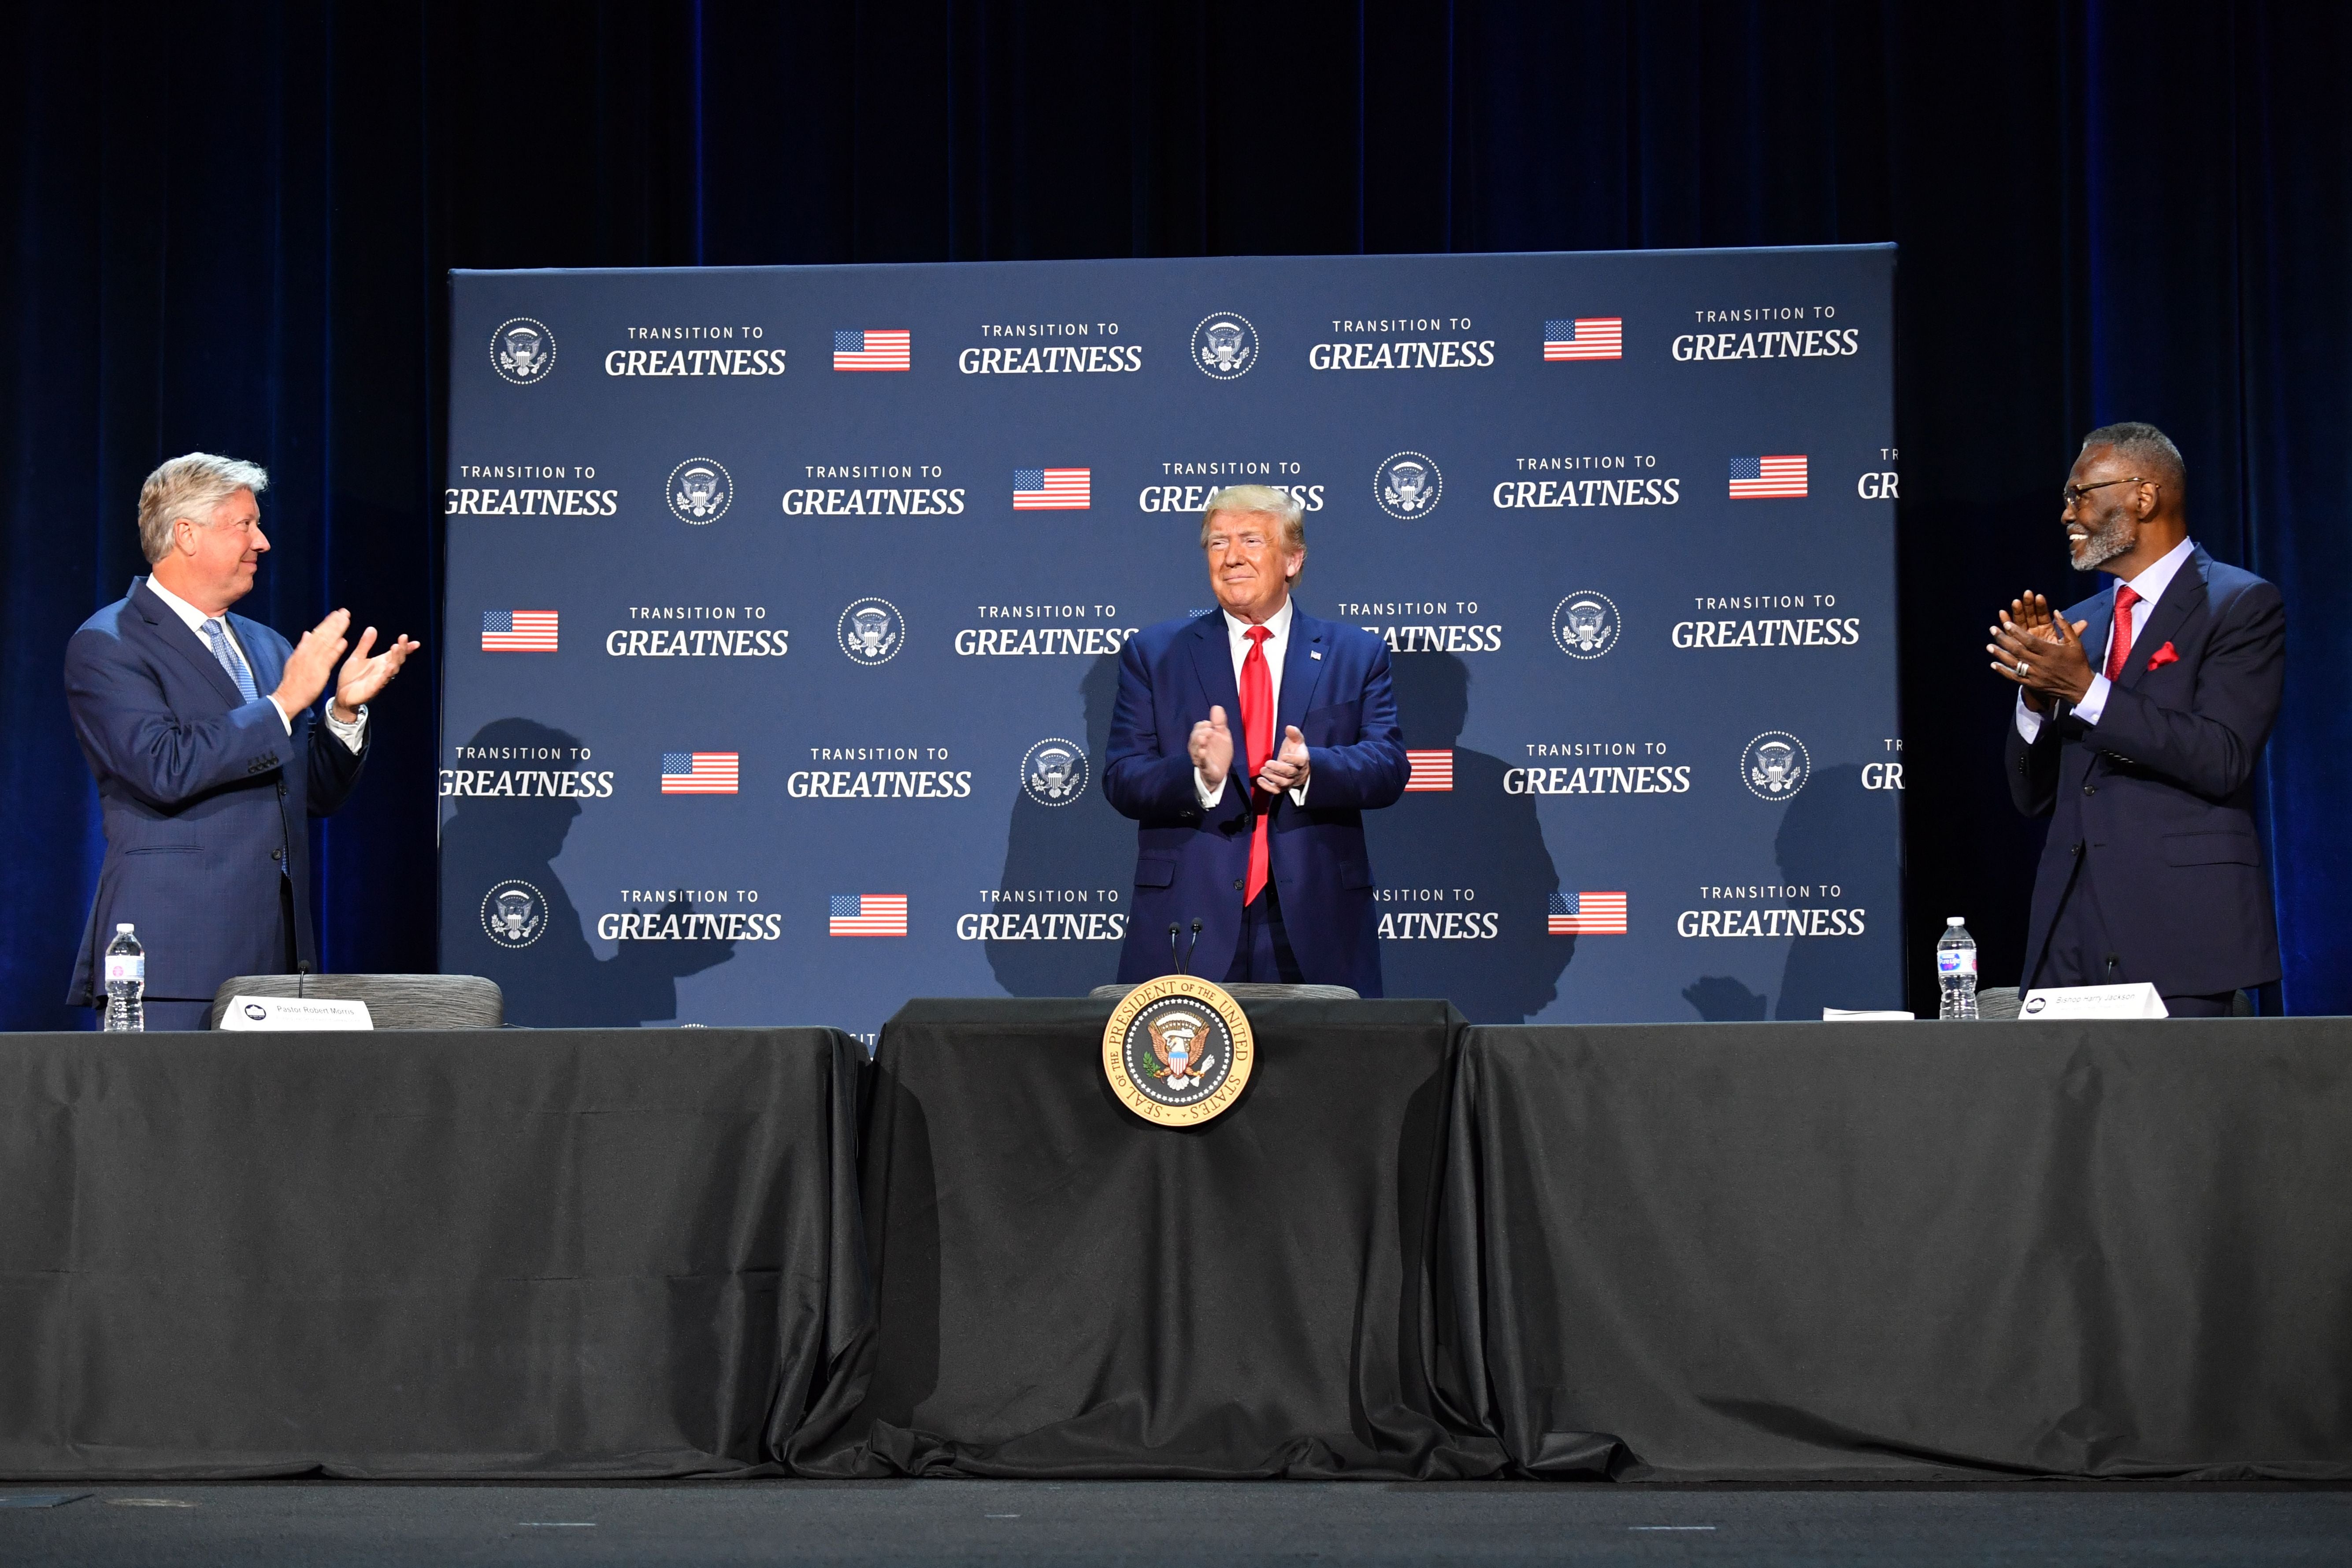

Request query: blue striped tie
[{"left": 201, "top": 618, "right": 260, "bottom": 703}]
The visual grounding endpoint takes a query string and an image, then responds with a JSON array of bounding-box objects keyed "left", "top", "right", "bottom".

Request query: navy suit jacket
[
  {"left": 1104, "top": 605, "right": 1407, "bottom": 993},
  {"left": 63, "top": 578, "right": 369, "bottom": 1005},
  {"left": 2005, "top": 545, "right": 2284, "bottom": 995}
]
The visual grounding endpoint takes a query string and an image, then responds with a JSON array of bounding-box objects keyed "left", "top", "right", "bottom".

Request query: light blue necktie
[{"left": 200, "top": 618, "right": 260, "bottom": 703}]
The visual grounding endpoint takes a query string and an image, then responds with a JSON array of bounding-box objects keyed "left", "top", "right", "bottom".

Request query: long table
[
  {"left": 0, "top": 1027, "right": 867, "bottom": 1479},
  {"left": 7, "top": 1014, "right": 2345, "bottom": 1482},
  {"left": 1446, "top": 1018, "right": 2352, "bottom": 1480}
]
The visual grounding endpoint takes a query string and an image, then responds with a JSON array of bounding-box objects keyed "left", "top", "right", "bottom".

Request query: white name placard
[
  {"left": 217, "top": 995, "right": 375, "bottom": 1031},
  {"left": 2017, "top": 982, "right": 2169, "bottom": 1021}
]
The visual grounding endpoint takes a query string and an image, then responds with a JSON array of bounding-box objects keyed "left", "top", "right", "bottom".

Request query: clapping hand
[
  {"left": 1988, "top": 590, "right": 2092, "bottom": 712},
  {"left": 333, "top": 624, "right": 422, "bottom": 721},
  {"left": 273, "top": 608, "right": 351, "bottom": 715},
  {"left": 1188, "top": 704, "right": 1235, "bottom": 790},
  {"left": 1255, "top": 725, "right": 1310, "bottom": 795}
]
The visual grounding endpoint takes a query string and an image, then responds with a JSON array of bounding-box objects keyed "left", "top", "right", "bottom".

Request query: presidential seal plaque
[{"left": 1102, "top": 974, "right": 1255, "bottom": 1127}]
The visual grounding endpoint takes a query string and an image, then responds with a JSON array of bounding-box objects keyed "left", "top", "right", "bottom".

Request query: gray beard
[{"left": 2069, "top": 513, "right": 2133, "bottom": 572}]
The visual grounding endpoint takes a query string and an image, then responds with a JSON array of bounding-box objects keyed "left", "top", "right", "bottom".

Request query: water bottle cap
[
  {"left": 116, "top": 923, "right": 135, "bottom": 933},
  {"left": 1946, "top": 916, "right": 1964, "bottom": 926}
]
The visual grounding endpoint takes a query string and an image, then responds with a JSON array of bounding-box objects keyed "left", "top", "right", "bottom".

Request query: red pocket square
[{"left": 2146, "top": 641, "right": 2179, "bottom": 671}]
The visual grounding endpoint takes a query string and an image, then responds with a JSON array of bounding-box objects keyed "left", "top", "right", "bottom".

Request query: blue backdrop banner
[{"left": 441, "top": 245, "right": 1900, "bottom": 1037}]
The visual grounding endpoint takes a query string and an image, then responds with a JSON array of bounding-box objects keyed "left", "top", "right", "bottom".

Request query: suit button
[
  {"left": 2071, "top": 841, "right": 2084, "bottom": 857},
  {"left": 2083, "top": 784, "right": 2096, "bottom": 796},
  {"left": 271, "top": 848, "right": 284, "bottom": 862},
  {"left": 1232, "top": 879, "right": 1243, "bottom": 891}
]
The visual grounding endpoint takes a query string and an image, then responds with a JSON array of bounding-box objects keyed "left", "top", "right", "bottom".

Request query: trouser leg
[{"left": 1225, "top": 884, "right": 1305, "bottom": 984}]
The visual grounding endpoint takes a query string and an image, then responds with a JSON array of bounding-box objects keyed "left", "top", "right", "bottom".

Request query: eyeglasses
[{"left": 2062, "top": 477, "right": 2148, "bottom": 508}]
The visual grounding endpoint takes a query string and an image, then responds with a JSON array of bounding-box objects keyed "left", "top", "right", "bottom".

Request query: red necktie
[
  {"left": 1239, "top": 625, "right": 1274, "bottom": 904},
  {"left": 2104, "top": 584, "right": 2141, "bottom": 682}
]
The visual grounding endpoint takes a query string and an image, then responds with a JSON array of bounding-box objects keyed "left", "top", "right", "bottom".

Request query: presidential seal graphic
[
  {"left": 1021, "top": 738, "right": 1090, "bottom": 807},
  {"left": 1374, "top": 451, "right": 1443, "bottom": 519},
  {"left": 836, "top": 598, "right": 904, "bottom": 665},
  {"left": 480, "top": 879, "right": 548, "bottom": 947},
  {"left": 1102, "top": 974, "right": 1255, "bottom": 1127},
  {"left": 667, "top": 458, "right": 733, "bottom": 524},
  {"left": 1740, "top": 731, "right": 1812, "bottom": 801},
  {"left": 489, "top": 318, "right": 555, "bottom": 385},
  {"left": 1551, "top": 591, "right": 1621, "bottom": 659},
  {"left": 1192, "top": 312, "right": 1258, "bottom": 379}
]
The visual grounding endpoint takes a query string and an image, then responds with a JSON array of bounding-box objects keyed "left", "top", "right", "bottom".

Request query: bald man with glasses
[{"left": 1987, "top": 422, "right": 2285, "bottom": 1016}]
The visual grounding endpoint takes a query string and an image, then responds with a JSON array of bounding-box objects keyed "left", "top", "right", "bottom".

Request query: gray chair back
[
  {"left": 1090, "top": 982, "right": 1360, "bottom": 1002},
  {"left": 208, "top": 974, "right": 504, "bottom": 1030}
]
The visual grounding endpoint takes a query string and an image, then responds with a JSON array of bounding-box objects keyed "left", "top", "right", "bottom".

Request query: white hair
[
  {"left": 1198, "top": 484, "right": 1306, "bottom": 555},
  {"left": 138, "top": 453, "right": 270, "bottom": 564}
]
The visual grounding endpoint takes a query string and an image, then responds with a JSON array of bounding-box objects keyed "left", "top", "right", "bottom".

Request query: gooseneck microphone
[
  {"left": 1169, "top": 922, "right": 1182, "bottom": 974},
  {"left": 1187, "top": 919, "right": 1202, "bottom": 975}
]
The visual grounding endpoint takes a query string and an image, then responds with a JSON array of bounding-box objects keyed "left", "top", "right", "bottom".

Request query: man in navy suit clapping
[
  {"left": 1106, "top": 485, "right": 1407, "bottom": 993},
  {"left": 1988, "top": 423, "right": 2284, "bottom": 1016},
  {"left": 64, "top": 453, "right": 420, "bottom": 1029}
]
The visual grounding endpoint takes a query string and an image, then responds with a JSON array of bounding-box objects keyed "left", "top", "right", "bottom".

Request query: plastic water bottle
[
  {"left": 1937, "top": 917, "right": 1978, "bottom": 1020},
  {"left": 104, "top": 923, "right": 146, "bottom": 1032}
]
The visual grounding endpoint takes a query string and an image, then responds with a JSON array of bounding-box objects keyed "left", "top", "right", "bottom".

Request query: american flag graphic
[
  {"left": 1543, "top": 318, "right": 1623, "bottom": 360},
  {"left": 1729, "top": 455, "right": 1808, "bottom": 498},
  {"left": 481, "top": 610, "right": 558, "bottom": 652},
  {"left": 833, "top": 329, "right": 910, "bottom": 371},
  {"left": 1404, "top": 749, "right": 1455, "bottom": 792},
  {"left": 830, "top": 893, "right": 908, "bottom": 937},
  {"left": 1549, "top": 890, "right": 1629, "bottom": 935},
  {"left": 660, "top": 752, "right": 739, "bottom": 795},
  {"left": 1013, "top": 468, "right": 1091, "bottom": 510}
]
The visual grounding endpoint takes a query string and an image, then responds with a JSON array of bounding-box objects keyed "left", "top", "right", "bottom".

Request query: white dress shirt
[
  {"left": 1195, "top": 596, "right": 1310, "bottom": 808},
  {"left": 146, "top": 576, "right": 367, "bottom": 752},
  {"left": 2016, "top": 535, "right": 2194, "bottom": 742}
]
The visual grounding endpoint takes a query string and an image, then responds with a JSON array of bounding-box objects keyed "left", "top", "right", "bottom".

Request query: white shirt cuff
[
  {"left": 2014, "top": 691, "right": 2043, "bottom": 744},
  {"left": 2073, "top": 674, "right": 2113, "bottom": 727},
  {"left": 1198, "top": 768, "right": 1306, "bottom": 807},
  {"left": 323, "top": 702, "right": 368, "bottom": 754},
  {"left": 266, "top": 696, "right": 293, "bottom": 735}
]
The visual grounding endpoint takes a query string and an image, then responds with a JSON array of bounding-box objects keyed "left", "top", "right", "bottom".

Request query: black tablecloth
[
  {"left": 1446, "top": 1018, "right": 2352, "bottom": 1481},
  {"left": 792, "top": 998, "right": 1504, "bottom": 1478},
  {"left": 0, "top": 1027, "right": 868, "bottom": 1479}
]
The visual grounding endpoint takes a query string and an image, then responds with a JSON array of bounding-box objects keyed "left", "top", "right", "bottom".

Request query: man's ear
[{"left": 1287, "top": 549, "right": 1305, "bottom": 582}]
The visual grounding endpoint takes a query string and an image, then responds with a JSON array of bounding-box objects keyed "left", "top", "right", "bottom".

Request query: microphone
[
  {"left": 1187, "top": 919, "right": 1202, "bottom": 975},
  {"left": 1169, "top": 922, "right": 1183, "bottom": 975}
]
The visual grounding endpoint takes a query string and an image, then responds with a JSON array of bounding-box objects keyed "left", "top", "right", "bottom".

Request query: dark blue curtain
[{"left": 6, "top": 1, "right": 2345, "bottom": 1026}]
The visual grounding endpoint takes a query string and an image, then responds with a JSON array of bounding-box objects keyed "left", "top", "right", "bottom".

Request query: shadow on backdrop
[
  {"left": 438, "top": 718, "right": 734, "bottom": 1025},
  {"left": 1681, "top": 975, "right": 1770, "bottom": 1022},
  {"left": 1774, "top": 762, "right": 1901, "bottom": 1020},
  {"left": 1364, "top": 650, "right": 1567, "bottom": 1022},
  {"left": 986, "top": 654, "right": 1132, "bottom": 996},
  {"left": 1677, "top": 762, "right": 1902, "bottom": 1023}
]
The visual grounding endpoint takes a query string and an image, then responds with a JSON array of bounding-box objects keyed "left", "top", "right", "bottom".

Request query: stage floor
[{"left": 4, "top": 1481, "right": 2347, "bottom": 1566}]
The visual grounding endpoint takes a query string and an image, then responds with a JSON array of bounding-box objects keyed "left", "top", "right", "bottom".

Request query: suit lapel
[
  {"left": 130, "top": 578, "right": 247, "bottom": 710},
  {"left": 1187, "top": 612, "right": 1242, "bottom": 721},
  {"left": 2114, "top": 547, "right": 2207, "bottom": 693},
  {"left": 1276, "top": 608, "right": 1331, "bottom": 736}
]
